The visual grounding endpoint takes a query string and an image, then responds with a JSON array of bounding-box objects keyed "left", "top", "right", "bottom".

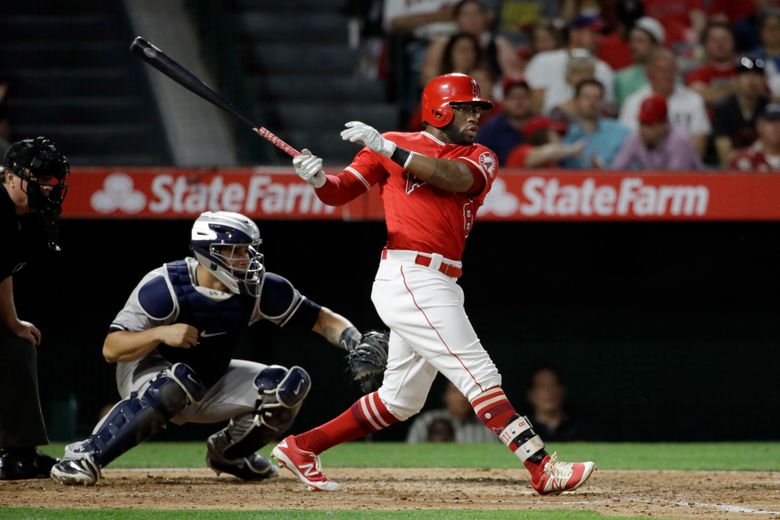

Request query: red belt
[{"left": 381, "top": 250, "right": 463, "bottom": 278}]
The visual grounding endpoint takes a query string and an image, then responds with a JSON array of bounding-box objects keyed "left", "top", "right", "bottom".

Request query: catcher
[{"left": 50, "top": 211, "right": 387, "bottom": 485}]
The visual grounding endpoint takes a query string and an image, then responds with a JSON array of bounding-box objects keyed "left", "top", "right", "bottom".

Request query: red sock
[{"left": 294, "top": 392, "right": 398, "bottom": 454}]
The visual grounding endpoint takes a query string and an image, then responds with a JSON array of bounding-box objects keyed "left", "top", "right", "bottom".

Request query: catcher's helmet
[
  {"left": 3, "top": 136, "right": 70, "bottom": 214},
  {"left": 421, "top": 73, "right": 493, "bottom": 128},
  {"left": 191, "top": 211, "right": 265, "bottom": 296}
]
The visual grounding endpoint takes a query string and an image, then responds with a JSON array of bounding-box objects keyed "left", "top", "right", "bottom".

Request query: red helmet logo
[{"left": 421, "top": 73, "right": 493, "bottom": 128}]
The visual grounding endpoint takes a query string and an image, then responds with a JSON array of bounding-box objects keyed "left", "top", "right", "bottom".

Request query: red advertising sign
[{"left": 62, "top": 167, "right": 780, "bottom": 221}]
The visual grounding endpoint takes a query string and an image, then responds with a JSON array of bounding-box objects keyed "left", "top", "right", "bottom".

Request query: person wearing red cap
[
  {"left": 611, "top": 94, "right": 703, "bottom": 170},
  {"left": 619, "top": 50, "right": 711, "bottom": 158},
  {"left": 505, "top": 116, "right": 584, "bottom": 168}
]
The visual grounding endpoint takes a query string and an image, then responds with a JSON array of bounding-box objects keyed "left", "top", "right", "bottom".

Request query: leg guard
[
  {"left": 205, "top": 365, "right": 310, "bottom": 480},
  {"left": 64, "top": 363, "right": 205, "bottom": 468}
]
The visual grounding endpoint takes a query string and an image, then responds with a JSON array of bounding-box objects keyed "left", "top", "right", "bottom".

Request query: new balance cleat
[
  {"left": 207, "top": 453, "right": 278, "bottom": 481},
  {"left": 50, "top": 456, "right": 102, "bottom": 486},
  {"left": 530, "top": 452, "right": 595, "bottom": 495},
  {"left": 271, "top": 435, "right": 339, "bottom": 491}
]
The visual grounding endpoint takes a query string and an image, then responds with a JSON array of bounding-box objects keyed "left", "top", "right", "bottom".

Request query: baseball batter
[
  {"left": 50, "top": 211, "right": 386, "bottom": 485},
  {"left": 273, "top": 73, "right": 595, "bottom": 494}
]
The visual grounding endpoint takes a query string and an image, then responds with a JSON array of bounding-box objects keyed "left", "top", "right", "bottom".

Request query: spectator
[
  {"left": 560, "top": 79, "right": 630, "bottom": 168},
  {"left": 548, "top": 49, "right": 598, "bottom": 121},
  {"left": 528, "top": 18, "right": 565, "bottom": 56},
  {"left": 524, "top": 14, "right": 615, "bottom": 114},
  {"left": 477, "top": 76, "right": 535, "bottom": 165},
  {"left": 713, "top": 56, "right": 770, "bottom": 166},
  {"left": 685, "top": 22, "right": 737, "bottom": 109},
  {"left": 439, "top": 32, "right": 484, "bottom": 77},
  {"left": 752, "top": 10, "right": 780, "bottom": 99},
  {"left": 729, "top": 102, "right": 780, "bottom": 171},
  {"left": 494, "top": 1, "right": 564, "bottom": 40},
  {"left": 614, "top": 17, "right": 666, "bottom": 109},
  {"left": 383, "top": 0, "right": 458, "bottom": 39},
  {"left": 406, "top": 380, "right": 499, "bottom": 443},
  {"left": 526, "top": 366, "right": 593, "bottom": 442},
  {"left": 420, "top": 0, "right": 523, "bottom": 86},
  {"left": 505, "top": 116, "right": 584, "bottom": 167},
  {"left": 706, "top": 0, "right": 762, "bottom": 52},
  {"left": 612, "top": 94, "right": 703, "bottom": 170},
  {"left": 620, "top": 50, "right": 711, "bottom": 158},
  {"left": 641, "top": 0, "right": 707, "bottom": 52}
]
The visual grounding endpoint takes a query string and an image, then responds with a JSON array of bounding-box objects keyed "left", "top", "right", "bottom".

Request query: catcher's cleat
[
  {"left": 529, "top": 452, "right": 595, "bottom": 495},
  {"left": 206, "top": 453, "right": 278, "bottom": 481},
  {"left": 50, "top": 456, "right": 102, "bottom": 486},
  {"left": 271, "top": 435, "right": 339, "bottom": 491}
]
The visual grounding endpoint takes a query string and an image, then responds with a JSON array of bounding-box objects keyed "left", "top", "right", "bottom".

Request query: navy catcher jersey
[{"left": 109, "top": 257, "right": 321, "bottom": 385}]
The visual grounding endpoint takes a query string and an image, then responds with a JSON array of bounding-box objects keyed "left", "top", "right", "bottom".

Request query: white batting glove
[
  {"left": 340, "top": 121, "right": 396, "bottom": 157},
  {"left": 292, "top": 148, "right": 326, "bottom": 188}
]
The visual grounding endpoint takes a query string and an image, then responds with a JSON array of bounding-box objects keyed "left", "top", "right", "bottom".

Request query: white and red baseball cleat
[
  {"left": 271, "top": 435, "right": 339, "bottom": 491},
  {"left": 529, "top": 452, "right": 595, "bottom": 495}
]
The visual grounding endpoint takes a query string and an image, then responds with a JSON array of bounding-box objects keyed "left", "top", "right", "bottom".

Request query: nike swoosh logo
[
  {"left": 294, "top": 379, "right": 304, "bottom": 395},
  {"left": 200, "top": 330, "right": 227, "bottom": 338}
]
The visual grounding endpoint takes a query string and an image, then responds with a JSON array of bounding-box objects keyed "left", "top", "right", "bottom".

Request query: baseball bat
[{"left": 129, "top": 36, "right": 300, "bottom": 157}]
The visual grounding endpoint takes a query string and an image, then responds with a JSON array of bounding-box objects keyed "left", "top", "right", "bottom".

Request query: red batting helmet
[{"left": 421, "top": 73, "right": 494, "bottom": 128}]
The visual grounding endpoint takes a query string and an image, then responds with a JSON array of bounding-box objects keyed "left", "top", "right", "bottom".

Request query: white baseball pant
[{"left": 372, "top": 250, "right": 502, "bottom": 420}]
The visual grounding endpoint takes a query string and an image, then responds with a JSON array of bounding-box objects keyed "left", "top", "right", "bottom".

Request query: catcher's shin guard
[
  {"left": 206, "top": 413, "right": 277, "bottom": 481},
  {"left": 254, "top": 365, "right": 311, "bottom": 433},
  {"left": 63, "top": 363, "right": 205, "bottom": 468}
]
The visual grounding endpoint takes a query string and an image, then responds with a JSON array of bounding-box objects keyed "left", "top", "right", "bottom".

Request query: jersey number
[{"left": 463, "top": 200, "right": 475, "bottom": 237}]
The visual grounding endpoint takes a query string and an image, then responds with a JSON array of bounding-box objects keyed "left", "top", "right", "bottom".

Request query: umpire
[{"left": 0, "top": 137, "right": 69, "bottom": 479}]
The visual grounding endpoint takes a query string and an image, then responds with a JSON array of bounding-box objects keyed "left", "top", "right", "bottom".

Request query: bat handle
[{"left": 254, "top": 127, "right": 301, "bottom": 157}]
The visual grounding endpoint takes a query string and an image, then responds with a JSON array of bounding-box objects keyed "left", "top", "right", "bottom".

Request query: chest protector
[{"left": 158, "top": 260, "right": 255, "bottom": 385}]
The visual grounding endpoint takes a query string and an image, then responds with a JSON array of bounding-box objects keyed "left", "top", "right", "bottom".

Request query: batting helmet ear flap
[{"left": 421, "top": 73, "right": 493, "bottom": 128}]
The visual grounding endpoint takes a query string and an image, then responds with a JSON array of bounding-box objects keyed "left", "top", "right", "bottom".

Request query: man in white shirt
[
  {"left": 620, "top": 50, "right": 711, "bottom": 158},
  {"left": 524, "top": 14, "right": 615, "bottom": 115}
]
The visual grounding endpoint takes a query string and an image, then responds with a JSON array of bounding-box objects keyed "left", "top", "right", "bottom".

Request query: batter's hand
[
  {"left": 292, "top": 148, "right": 326, "bottom": 188},
  {"left": 157, "top": 323, "right": 199, "bottom": 348},
  {"left": 10, "top": 319, "right": 41, "bottom": 347},
  {"left": 340, "top": 121, "right": 396, "bottom": 157}
]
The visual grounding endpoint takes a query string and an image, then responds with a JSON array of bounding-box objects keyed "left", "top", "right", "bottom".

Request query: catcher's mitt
[{"left": 346, "top": 330, "right": 389, "bottom": 394}]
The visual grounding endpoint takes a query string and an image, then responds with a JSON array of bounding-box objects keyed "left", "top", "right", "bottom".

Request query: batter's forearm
[{"left": 403, "top": 151, "right": 474, "bottom": 193}]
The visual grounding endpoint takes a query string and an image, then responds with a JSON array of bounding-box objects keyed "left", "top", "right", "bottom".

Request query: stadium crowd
[{"left": 363, "top": 0, "right": 780, "bottom": 172}]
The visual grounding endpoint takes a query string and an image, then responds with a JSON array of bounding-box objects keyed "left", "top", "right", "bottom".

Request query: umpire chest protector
[{"left": 151, "top": 260, "right": 255, "bottom": 385}]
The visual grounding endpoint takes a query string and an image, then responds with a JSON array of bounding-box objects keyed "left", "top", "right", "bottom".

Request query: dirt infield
[{"left": 3, "top": 468, "right": 779, "bottom": 519}]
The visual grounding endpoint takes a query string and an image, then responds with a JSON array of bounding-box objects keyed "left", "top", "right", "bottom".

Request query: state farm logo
[
  {"left": 481, "top": 177, "right": 710, "bottom": 217},
  {"left": 88, "top": 173, "right": 336, "bottom": 216},
  {"left": 481, "top": 178, "right": 519, "bottom": 216},
  {"left": 91, "top": 173, "right": 146, "bottom": 213}
]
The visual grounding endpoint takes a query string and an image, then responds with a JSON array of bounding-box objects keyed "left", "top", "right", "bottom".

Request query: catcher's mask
[
  {"left": 191, "top": 211, "right": 265, "bottom": 296},
  {"left": 4, "top": 136, "right": 69, "bottom": 212},
  {"left": 4, "top": 136, "right": 70, "bottom": 250}
]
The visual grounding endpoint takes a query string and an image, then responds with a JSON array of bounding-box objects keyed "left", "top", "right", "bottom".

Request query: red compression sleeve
[{"left": 314, "top": 170, "right": 370, "bottom": 206}]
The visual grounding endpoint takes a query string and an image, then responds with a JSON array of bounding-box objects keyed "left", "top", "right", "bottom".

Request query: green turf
[
  {"left": 40, "top": 441, "right": 780, "bottom": 471},
  {"left": 0, "top": 509, "right": 675, "bottom": 520}
]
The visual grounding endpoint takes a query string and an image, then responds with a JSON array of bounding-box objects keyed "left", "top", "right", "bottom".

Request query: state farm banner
[{"left": 62, "top": 167, "right": 780, "bottom": 221}]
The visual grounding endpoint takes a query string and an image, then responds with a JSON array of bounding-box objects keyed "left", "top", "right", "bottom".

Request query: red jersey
[
  {"left": 728, "top": 142, "right": 780, "bottom": 172},
  {"left": 685, "top": 64, "right": 736, "bottom": 89},
  {"left": 315, "top": 131, "right": 498, "bottom": 260}
]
